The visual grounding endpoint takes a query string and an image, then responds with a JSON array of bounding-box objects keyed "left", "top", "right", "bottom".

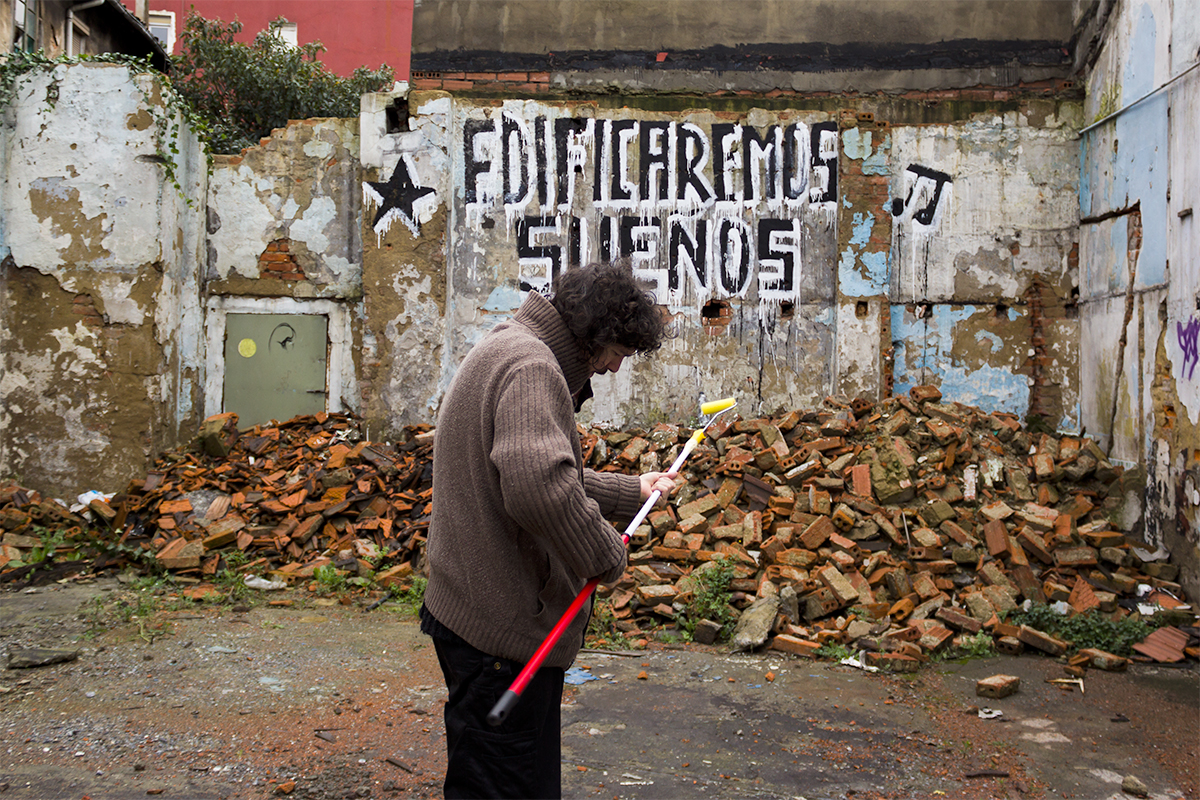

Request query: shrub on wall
[{"left": 170, "top": 13, "right": 395, "bottom": 154}]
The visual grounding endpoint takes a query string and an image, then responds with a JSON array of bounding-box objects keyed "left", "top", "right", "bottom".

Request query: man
[{"left": 420, "top": 261, "right": 673, "bottom": 799}]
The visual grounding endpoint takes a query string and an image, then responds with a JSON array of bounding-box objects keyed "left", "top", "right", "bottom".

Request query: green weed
[
  {"left": 942, "top": 632, "right": 996, "bottom": 662},
  {"left": 586, "top": 597, "right": 623, "bottom": 647},
  {"left": 815, "top": 642, "right": 854, "bottom": 662},
  {"left": 387, "top": 576, "right": 427, "bottom": 617},
  {"left": 313, "top": 564, "right": 349, "bottom": 596},
  {"left": 679, "top": 557, "right": 738, "bottom": 642},
  {"left": 210, "top": 550, "right": 253, "bottom": 605},
  {"left": 1010, "top": 603, "right": 1163, "bottom": 657},
  {"left": 83, "top": 582, "right": 173, "bottom": 642}
]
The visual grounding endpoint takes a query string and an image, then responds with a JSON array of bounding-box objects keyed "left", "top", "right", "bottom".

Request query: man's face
[{"left": 590, "top": 344, "right": 635, "bottom": 376}]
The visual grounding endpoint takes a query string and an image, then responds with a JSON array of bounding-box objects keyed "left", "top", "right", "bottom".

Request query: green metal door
[{"left": 224, "top": 313, "right": 328, "bottom": 428}]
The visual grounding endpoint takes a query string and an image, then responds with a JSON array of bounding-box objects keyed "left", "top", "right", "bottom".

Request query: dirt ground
[{"left": 1, "top": 574, "right": 1196, "bottom": 800}]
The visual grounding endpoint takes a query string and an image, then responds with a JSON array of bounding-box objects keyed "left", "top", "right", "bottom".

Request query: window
[
  {"left": 13, "top": 0, "right": 37, "bottom": 52},
  {"left": 70, "top": 17, "right": 89, "bottom": 57},
  {"left": 274, "top": 21, "right": 298, "bottom": 47},
  {"left": 148, "top": 10, "right": 176, "bottom": 54}
]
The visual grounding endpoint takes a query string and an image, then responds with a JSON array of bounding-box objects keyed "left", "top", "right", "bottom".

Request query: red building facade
[{"left": 121, "top": 0, "right": 411, "bottom": 79}]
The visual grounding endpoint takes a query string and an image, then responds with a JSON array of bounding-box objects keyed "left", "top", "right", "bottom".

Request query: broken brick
[{"left": 976, "top": 674, "right": 1020, "bottom": 698}]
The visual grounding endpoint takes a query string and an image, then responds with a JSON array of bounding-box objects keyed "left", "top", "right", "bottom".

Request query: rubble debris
[
  {"left": 1, "top": 390, "right": 1197, "bottom": 674},
  {"left": 1122, "top": 774, "right": 1150, "bottom": 797},
  {"left": 6, "top": 648, "right": 80, "bottom": 669},
  {"left": 1046, "top": 677, "right": 1085, "bottom": 693},
  {"left": 1, "top": 411, "right": 433, "bottom": 590},
  {"left": 976, "top": 674, "right": 1021, "bottom": 698},
  {"left": 1131, "top": 626, "right": 1192, "bottom": 663}
]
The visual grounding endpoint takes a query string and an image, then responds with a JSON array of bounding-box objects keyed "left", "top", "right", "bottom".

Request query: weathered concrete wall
[
  {"left": 357, "top": 91, "right": 1081, "bottom": 430},
  {"left": 203, "top": 117, "right": 365, "bottom": 422},
  {"left": 0, "top": 63, "right": 206, "bottom": 497},
  {"left": 1, "top": 2, "right": 1193, "bottom": 596},
  {"left": 842, "top": 102, "right": 1082, "bottom": 425},
  {"left": 412, "top": 0, "right": 1077, "bottom": 93},
  {"left": 1078, "top": 0, "right": 1199, "bottom": 597},
  {"left": 358, "top": 91, "right": 449, "bottom": 435}
]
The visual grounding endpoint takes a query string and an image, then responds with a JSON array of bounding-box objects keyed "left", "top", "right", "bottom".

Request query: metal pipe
[
  {"left": 1079, "top": 59, "right": 1200, "bottom": 135},
  {"left": 66, "top": 0, "right": 106, "bottom": 58}
]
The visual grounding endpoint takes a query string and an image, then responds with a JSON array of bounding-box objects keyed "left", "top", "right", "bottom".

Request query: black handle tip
[{"left": 487, "top": 689, "right": 520, "bottom": 726}]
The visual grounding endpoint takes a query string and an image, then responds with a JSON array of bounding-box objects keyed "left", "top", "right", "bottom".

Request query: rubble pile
[
  {"left": 585, "top": 388, "right": 1196, "bottom": 670},
  {"left": 1, "top": 411, "right": 435, "bottom": 588},
  {"left": 1, "top": 388, "right": 1196, "bottom": 671}
]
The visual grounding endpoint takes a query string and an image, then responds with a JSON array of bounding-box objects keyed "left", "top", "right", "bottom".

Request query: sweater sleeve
[
  {"left": 489, "top": 361, "right": 627, "bottom": 584},
  {"left": 582, "top": 469, "right": 643, "bottom": 523}
]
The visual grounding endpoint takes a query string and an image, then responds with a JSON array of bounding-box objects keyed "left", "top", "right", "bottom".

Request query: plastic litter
[
  {"left": 72, "top": 490, "right": 113, "bottom": 513},
  {"left": 244, "top": 575, "right": 287, "bottom": 591},
  {"left": 839, "top": 654, "right": 880, "bottom": 672},
  {"left": 564, "top": 666, "right": 597, "bottom": 685}
]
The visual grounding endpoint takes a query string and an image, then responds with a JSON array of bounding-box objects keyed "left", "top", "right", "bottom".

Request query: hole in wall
[
  {"left": 995, "top": 303, "right": 1009, "bottom": 319},
  {"left": 385, "top": 98, "right": 410, "bottom": 134},
  {"left": 701, "top": 299, "right": 731, "bottom": 332},
  {"left": 855, "top": 301, "right": 868, "bottom": 319},
  {"left": 780, "top": 301, "right": 794, "bottom": 320},
  {"left": 1065, "top": 287, "right": 1079, "bottom": 319}
]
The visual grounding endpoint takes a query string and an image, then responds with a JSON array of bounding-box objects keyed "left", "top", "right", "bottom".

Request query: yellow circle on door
[{"left": 238, "top": 338, "right": 257, "bottom": 358}]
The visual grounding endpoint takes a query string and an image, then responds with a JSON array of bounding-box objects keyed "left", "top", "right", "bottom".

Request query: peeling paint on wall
[
  {"left": 0, "top": 65, "right": 207, "bottom": 497},
  {"left": 891, "top": 303, "right": 1031, "bottom": 414},
  {"left": 208, "top": 118, "right": 364, "bottom": 298}
]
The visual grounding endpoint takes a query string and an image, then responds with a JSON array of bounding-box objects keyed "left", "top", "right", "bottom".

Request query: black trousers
[{"left": 431, "top": 631, "right": 565, "bottom": 799}]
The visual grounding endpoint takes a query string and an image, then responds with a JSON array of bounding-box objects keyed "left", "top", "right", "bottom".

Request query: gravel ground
[{"left": 1, "top": 575, "right": 1196, "bottom": 800}]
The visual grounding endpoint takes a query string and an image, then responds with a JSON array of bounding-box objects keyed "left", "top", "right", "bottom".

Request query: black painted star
[{"left": 366, "top": 156, "right": 436, "bottom": 237}]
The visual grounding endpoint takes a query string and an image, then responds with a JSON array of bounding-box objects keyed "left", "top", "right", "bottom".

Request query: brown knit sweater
[{"left": 423, "top": 292, "right": 642, "bottom": 668}]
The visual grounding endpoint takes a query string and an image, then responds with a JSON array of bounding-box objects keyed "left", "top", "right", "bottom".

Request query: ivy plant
[
  {"left": 0, "top": 49, "right": 207, "bottom": 206},
  {"left": 1010, "top": 603, "right": 1165, "bottom": 657}
]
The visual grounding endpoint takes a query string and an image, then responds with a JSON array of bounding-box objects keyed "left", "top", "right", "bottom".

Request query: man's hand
[{"left": 639, "top": 471, "right": 678, "bottom": 500}]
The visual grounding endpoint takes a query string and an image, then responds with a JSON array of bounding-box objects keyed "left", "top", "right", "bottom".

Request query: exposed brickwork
[
  {"left": 701, "top": 300, "right": 733, "bottom": 336},
  {"left": 258, "top": 239, "right": 305, "bottom": 281},
  {"left": 837, "top": 113, "right": 892, "bottom": 401},
  {"left": 410, "top": 71, "right": 554, "bottom": 94},
  {"left": 71, "top": 294, "right": 104, "bottom": 328},
  {"left": 1024, "top": 278, "right": 1049, "bottom": 419}
]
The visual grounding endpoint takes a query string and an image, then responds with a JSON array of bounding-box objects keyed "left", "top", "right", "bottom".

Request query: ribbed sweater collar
[{"left": 513, "top": 291, "right": 591, "bottom": 397}]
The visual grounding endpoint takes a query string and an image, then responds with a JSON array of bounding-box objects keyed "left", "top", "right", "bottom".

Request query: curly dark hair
[{"left": 550, "top": 261, "right": 667, "bottom": 359}]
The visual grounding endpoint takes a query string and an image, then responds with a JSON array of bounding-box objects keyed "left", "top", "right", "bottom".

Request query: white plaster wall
[
  {"left": 0, "top": 64, "right": 207, "bottom": 493},
  {"left": 207, "top": 168, "right": 280, "bottom": 279},
  {"left": 1080, "top": 0, "right": 1195, "bottom": 445},
  {"left": 2, "top": 65, "right": 168, "bottom": 276},
  {"left": 888, "top": 113, "right": 1080, "bottom": 304},
  {"left": 1164, "top": 39, "right": 1200, "bottom": 424},
  {"left": 884, "top": 113, "right": 1079, "bottom": 424},
  {"left": 427, "top": 96, "right": 841, "bottom": 425}
]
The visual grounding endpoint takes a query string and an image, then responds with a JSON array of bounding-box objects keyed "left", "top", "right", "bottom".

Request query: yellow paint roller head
[{"left": 699, "top": 397, "right": 736, "bottom": 416}]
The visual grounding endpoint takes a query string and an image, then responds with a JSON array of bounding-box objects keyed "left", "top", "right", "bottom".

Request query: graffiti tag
[
  {"left": 889, "top": 165, "right": 953, "bottom": 228},
  {"left": 460, "top": 111, "right": 839, "bottom": 303},
  {"left": 1179, "top": 316, "right": 1199, "bottom": 380}
]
